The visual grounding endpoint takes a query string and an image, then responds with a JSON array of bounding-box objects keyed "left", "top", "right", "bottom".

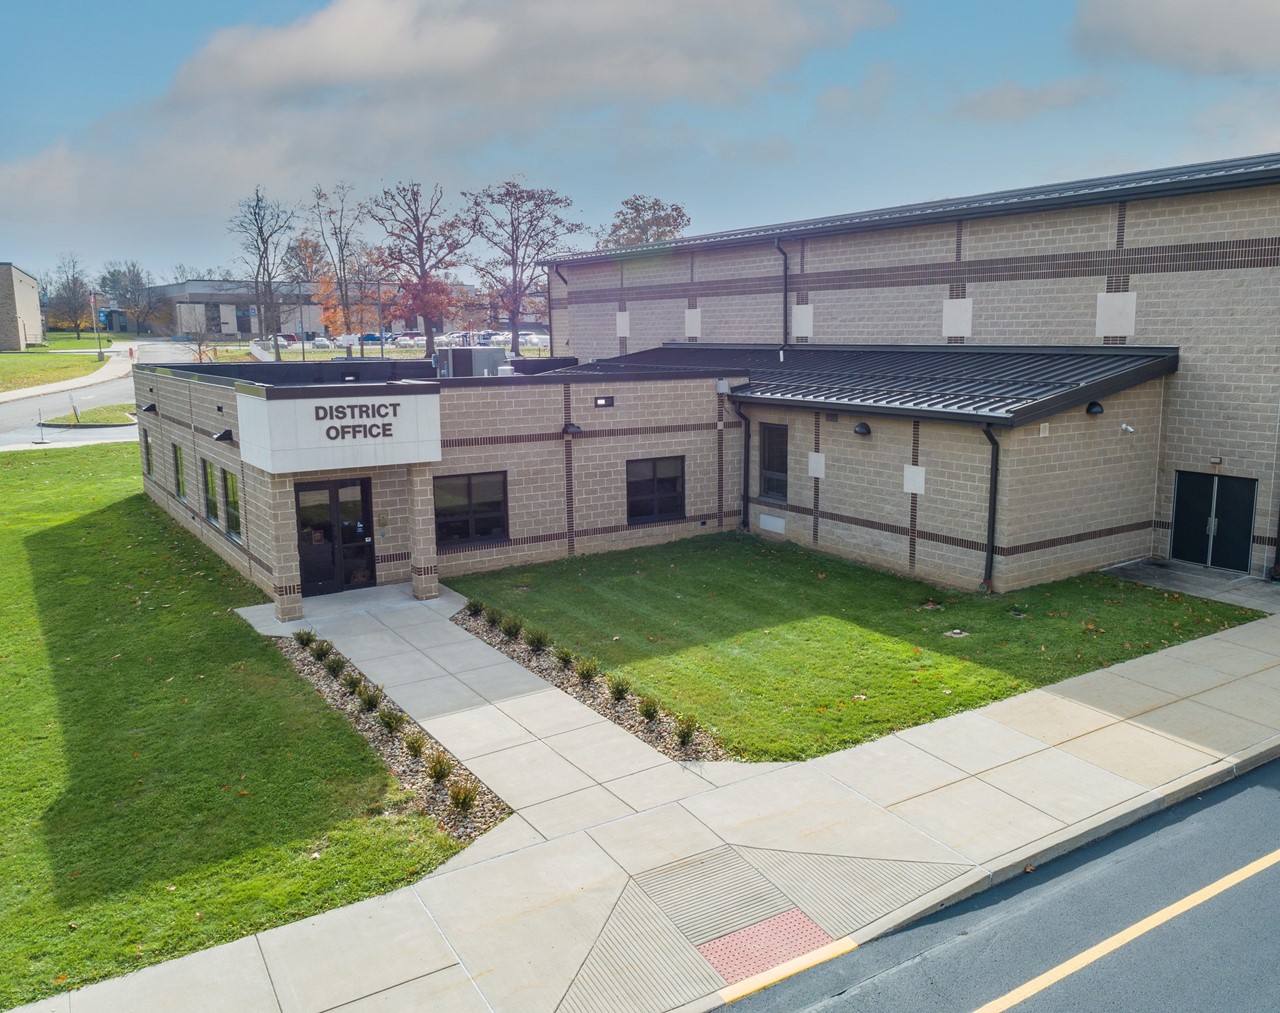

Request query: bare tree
[
  {"left": 364, "top": 181, "right": 474, "bottom": 354},
  {"left": 169, "top": 263, "right": 223, "bottom": 284},
  {"left": 463, "top": 179, "right": 584, "bottom": 357},
  {"left": 48, "top": 254, "right": 93, "bottom": 338},
  {"left": 228, "top": 187, "right": 296, "bottom": 346},
  {"left": 98, "top": 260, "right": 164, "bottom": 334},
  {"left": 311, "top": 182, "right": 364, "bottom": 335},
  {"left": 595, "top": 195, "right": 691, "bottom": 249}
]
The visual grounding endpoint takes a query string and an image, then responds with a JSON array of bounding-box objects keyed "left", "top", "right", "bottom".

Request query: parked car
[
  {"left": 394, "top": 335, "right": 421, "bottom": 349},
  {"left": 269, "top": 333, "right": 299, "bottom": 345},
  {"left": 312, "top": 336, "right": 333, "bottom": 349}
]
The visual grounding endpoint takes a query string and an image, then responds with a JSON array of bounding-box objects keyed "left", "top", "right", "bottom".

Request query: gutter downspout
[
  {"left": 552, "top": 266, "right": 569, "bottom": 358},
  {"left": 774, "top": 240, "right": 789, "bottom": 346},
  {"left": 981, "top": 423, "right": 1000, "bottom": 591},
  {"left": 734, "top": 401, "right": 751, "bottom": 531}
]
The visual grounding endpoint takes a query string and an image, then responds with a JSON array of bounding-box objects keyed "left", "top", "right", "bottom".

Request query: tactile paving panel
[{"left": 696, "top": 908, "right": 833, "bottom": 985}]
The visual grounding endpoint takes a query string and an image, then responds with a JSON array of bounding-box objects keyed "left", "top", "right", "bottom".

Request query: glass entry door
[{"left": 296, "top": 479, "right": 376, "bottom": 596}]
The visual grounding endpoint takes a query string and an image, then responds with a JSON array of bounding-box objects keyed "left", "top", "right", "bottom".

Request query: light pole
[{"left": 90, "top": 291, "right": 104, "bottom": 361}]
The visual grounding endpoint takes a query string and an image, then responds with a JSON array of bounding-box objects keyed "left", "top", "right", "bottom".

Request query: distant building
[
  {"left": 152, "top": 279, "right": 326, "bottom": 338},
  {"left": 0, "top": 262, "right": 43, "bottom": 351}
]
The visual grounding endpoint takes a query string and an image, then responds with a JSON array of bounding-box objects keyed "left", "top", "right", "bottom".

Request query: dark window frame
[
  {"left": 759, "top": 423, "right": 788, "bottom": 501},
  {"left": 433, "top": 471, "right": 509, "bottom": 547},
  {"left": 626, "top": 455, "right": 686, "bottom": 525},
  {"left": 223, "top": 468, "right": 242, "bottom": 541},
  {"left": 202, "top": 458, "right": 219, "bottom": 524},
  {"left": 173, "top": 444, "right": 186, "bottom": 501},
  {"left": 141, "top": 428, "right": 153, "bottom": 475}
]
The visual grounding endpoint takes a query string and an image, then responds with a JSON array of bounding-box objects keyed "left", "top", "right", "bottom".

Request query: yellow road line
[
  {"left": 720, "top": 937, "right": 859, "bottom": 1004},
  {"left": 974, "top": 845, "right": 1280, "bottom": 1013}
]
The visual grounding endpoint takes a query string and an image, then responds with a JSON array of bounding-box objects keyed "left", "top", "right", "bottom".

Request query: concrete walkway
[
  {"left": 0, "top": 345, "right": 135, "bottom": 406},
  {"left": 17, "top": 584, "right": 1280, "bottom": 1013}
]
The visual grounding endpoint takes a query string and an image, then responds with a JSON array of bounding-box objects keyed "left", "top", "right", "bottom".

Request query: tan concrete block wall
[
  {"left": 628, "top": 298, "right": 686, "bottom": 349},
  {"left": 559, "top": 301, "right": 617, "bottom": 361},
  {"left": 963, "top": 206, "right": 1116, "bottom": 260},
  {"left": 968, "top": 277, "right": 1101, "bottom": 343},
  {"left": 701, "top": 293, "right": 782, "bottom": 343},
  {"left": 809, "top": 285, "right": 947, "bottom": 342},
  {"left": 0, "top": 265, "right": 43, "bottom": 350},
  {"left": 1126, "top": 185, "right": 1280, "bottom": 246},
  {"left": 804, "top": 224, "right": 955, "bottom": 271},
  {"left": 624, "top": 252, "right": 694, "bottom": 287},
  {"left": 695, "top": 245, "right": 785, "bottom": 281}
]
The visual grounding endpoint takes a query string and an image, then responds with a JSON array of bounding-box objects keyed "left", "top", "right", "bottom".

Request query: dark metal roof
[
  {"left": 546, "top": 151, "right": 1280, "bottom": 266},
  {"left": 554, "top": 344, "right": 1179, "bottom": 426}
]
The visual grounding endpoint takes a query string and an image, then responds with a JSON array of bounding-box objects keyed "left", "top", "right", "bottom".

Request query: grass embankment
[
  {"left": 45, "top": 404, "right": 136, "bottom": 425},
  {"left": 0, "top": 353, "right": 104, "bottom": 393},
  {"left": 451, "top": 533, "right": 1262, "bottom": 761},
  {"left": 34, "top": 332, "right": 115, "bottom": 351},
  {"left": 0, "top": 445, "right": 458, "bottom": 1008}
]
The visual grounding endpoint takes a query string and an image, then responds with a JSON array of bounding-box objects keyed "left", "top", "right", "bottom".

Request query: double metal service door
[
  {"left": 1169, "top": 471, "right": 1256, "bottom": 573},
  {"left": 296, "top": 478, "right": 376, "bottom": 597}
]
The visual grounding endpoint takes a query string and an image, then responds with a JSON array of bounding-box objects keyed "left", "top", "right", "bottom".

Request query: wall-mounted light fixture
[
  {"left": 854, "top": 422, "right": 872, "bottom": 436},
  {"left": 594, "top": 396, "right": 614, "bottom": 408},
  {"left": 1121, "top": 423, "right": 1136, "bottom": 434},
  {"left": 1085, "top": 401, "right": 1104, "bottom": 415},
  {"left": 140, "top": 403, "right": 158, "bottom": 413},
  {"left": 213, "top": 429, "right": 234, "bottom": 442},
  {"left": 562, "top": 422, "right": 583, "bottom": 436}
]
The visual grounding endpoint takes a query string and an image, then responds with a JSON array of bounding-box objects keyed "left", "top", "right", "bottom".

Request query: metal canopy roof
[
  {"left": 545, "top": 151, "right": 1280, "bottom": 266},
  {"left": 557, "top": 344, "right": 1179, "bottom": 426}
]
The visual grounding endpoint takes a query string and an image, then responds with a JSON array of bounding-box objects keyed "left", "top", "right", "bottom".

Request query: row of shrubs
[
  {"left": 293, "top": 629, "right": 480, "bottom": 813},
  {"left": 465, "top": 597, "right": 700, "bottom": 747}
]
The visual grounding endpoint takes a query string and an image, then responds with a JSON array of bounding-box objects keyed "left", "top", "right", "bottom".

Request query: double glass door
[{"left": 296, "top": 479, "right": 376, "bottom": 596}]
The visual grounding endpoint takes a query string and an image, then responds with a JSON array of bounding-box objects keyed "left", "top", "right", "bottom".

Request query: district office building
[
  {"left": 0, "top": 262, "right": 43, "bottom": 350},
  {"left": 135, "top": 152, "right": 1280, "bottom": 621}
]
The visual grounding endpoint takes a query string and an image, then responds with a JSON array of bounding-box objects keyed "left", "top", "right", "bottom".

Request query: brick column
[
  {"left": 408, "top": 463, "right": 439, "bottom": 600},
  {"left": 268, "top": 475, "right": 304, "bottom": 622}
]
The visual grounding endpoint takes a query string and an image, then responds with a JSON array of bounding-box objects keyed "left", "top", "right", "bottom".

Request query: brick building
[
  {"left": 135, "top": 152, "right": 1280, "bottom": 619},
  {"left": 0, "top": 262, "right": 43, "bottom": 351}
]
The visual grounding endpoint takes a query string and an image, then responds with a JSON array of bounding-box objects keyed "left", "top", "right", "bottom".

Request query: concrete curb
[{"left": 37, "top": 419, "right": 137, "bottom": 430}]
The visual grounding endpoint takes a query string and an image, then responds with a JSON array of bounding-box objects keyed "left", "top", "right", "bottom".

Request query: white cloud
[
  {"left": 1075, "top": 0, "right": 1280, "bottom": 76},
  {"left": 813, "top": 61, "right": 896, "bottom": 125},
  {"left": 1191, "top": 90, "right": 1280, "bottom": 152},
  {"left": 0, "top": 0, "right": 892, "bottom": 271},
  {"left": 951, "top": 77, "right": 1105, "bottom": 121}
]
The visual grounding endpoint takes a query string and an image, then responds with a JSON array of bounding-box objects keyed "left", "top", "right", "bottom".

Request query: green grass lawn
[
  {"left": 0, "top": 445, "right": 458, "bottom": 1008},
  {"left": 45, "top": 403, "right": 136, "bottom": 425},
  {"left": 451, "top": 533, "right": 1263, "bottom": 761},
  {"left": 34, "top": 332, "right": 115, "bottom": 351},
  {"left": 0, "top": 353, "right": 105, "bottom": 393}
]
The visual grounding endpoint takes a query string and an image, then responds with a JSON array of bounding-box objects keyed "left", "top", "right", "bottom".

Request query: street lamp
[{"left": 90, "top": 291, "right": 104, "bottom": 361}]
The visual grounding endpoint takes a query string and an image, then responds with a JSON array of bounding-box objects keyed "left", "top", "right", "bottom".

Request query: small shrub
[
  {"left": 449, "top": 777, "right": 479, "bottom": 813},
  {"left": 293, "top": 629, "right": 317, "bottom": 647},
  {"left": 607, "top": 673, "right": 632, "bottom": 702},
  {"left": 524, "top": 626, "right": 550, "bottom": 654},
  {"left": 403, "top": 730, "right": 427, "bottom": 758},
  {"left": 377, "top": 706, "right": 406, "bottom": 734},
  {"left": 483, "top": 604, "right": 503, "bottom": 627},
  {"left": 341, "top": 669, "right": 363, "bottom": 693},
  {"left": 309, "top": 640, "right": 333, "bottom": 661},
  {"left": 499, "top": 614, "right": 524, "bottom": 640},
  {"left": 675, "top": 714, "right": 699, "bottom": 747},
  {"left": 426, "top": 748, "right": 455, "bottom": 784},
  {"left": 465, "top": 596, "right": 484, "bottom": 617},
  {"left": 323, "top": 655, "right": 346, "bottom": 679},
  {"left": 576, "top": 656, "right": 601, "bottom": 683},
  {"left": 356, "top": 682, "right": 384, "bottom": 712},
  {"left": 553, "top": 645, "right": 575, "bottom": 669},
  {"left": 637, "top": 694, "right": 660, "bottom": 722}
]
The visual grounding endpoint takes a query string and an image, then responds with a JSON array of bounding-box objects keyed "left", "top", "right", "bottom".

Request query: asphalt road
[{"left": 736, "top": 761, "right": 1280, "bottom": 1012}]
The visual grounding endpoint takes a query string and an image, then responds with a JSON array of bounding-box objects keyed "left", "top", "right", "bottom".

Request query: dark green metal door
[{"left": 1170, "top": 471, "right": 1256, "bottom": 572}]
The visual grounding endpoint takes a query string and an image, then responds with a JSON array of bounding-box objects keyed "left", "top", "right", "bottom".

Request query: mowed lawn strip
[
  {"left": 450, "top": 533, "right": 1262, "bottom": 760},
  {"left": 0, "top": 445, "right": 458, "bottom": 1009},
  {"left": 0, "top": 352, "right": 104, "bottom": 393},
  {"left": 35, "top": 332, "right": 115, "bottom": 351}
]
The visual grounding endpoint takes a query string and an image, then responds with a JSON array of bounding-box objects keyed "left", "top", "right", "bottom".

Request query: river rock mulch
[
  {"left": 276, "top": 638, "right": 509, "bottom": 844},
  {"left": 451, "top": 612, "right": 732, "bottom": 763}
]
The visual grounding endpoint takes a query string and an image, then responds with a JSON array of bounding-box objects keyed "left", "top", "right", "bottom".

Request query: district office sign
[{"left": 236, "top": 381, "right": 442, "bottom": 474}]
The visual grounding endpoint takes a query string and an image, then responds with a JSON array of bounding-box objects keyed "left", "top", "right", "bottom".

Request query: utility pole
[{"left": 91, "top": 291, "right": 104, "bottom": 361}]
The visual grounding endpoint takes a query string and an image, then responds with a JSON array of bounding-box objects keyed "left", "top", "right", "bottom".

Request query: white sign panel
[{"left": 237, "top": 389, "right": 441, "bottom": 474}]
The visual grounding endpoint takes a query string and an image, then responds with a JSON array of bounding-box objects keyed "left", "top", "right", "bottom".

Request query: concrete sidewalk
[{"left": 18, "top": 585, "right": 1280, "bottom": 1013}]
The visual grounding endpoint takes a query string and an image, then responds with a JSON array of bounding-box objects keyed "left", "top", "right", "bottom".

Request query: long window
[
  {"left": 173, "top": 444, "right": 186, "bottom": 500},
  {"left": 434, "top": 472, "right": 508, "bottom": 546},
  {"left": 759, "top": 423, "right": 788, "bottom": 500},
  {"left": 141, "top": 429, "right": 153, "bottom": 475},
  {"left": 202, "top": 459, "right": 219, "bottom": 524},
  {"left": 627, "top": 456, "right": 685, "bottom": 524},
  {"left": 223, "top": 469, "right": 242, "bottom": 540}
]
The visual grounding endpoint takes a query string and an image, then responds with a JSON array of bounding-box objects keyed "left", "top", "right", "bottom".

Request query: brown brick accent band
[
  {"left": 411, "top": 564, "right": 438, "bottom": 576},
  {"left": 376, "top": 551, "right": 411, "bottom": 564},
  {"left": 811, "top": 411, "right": 821, "bottom": 545},
  {"left": 441, "top": 419, "right": 738, "bottom": 451},
  {"left": 442, "top": 432, "right": 562, "bottom": 448},
  {"left": 273, "top": 583, "right": 301, "bottom": 596},
  {"left": 578, "top": 511, "right": 732, "bottom": 539},
  {"left": 438, "top": 531, "right": 569, "bottom": 556},
  {"left": 996, "top": 520, "right": 1154, "bottom": 556},
  {"left": 716, "top": 394, "right": 725, "bottom": 525}
]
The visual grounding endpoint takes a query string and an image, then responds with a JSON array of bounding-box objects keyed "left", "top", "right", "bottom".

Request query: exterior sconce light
[
  {"left": 562, "top": 422, "right": 583, "bottom": 436},
  {"left": 854, "top": 422, "right": 872, "bottom": 436},
  {"left": 140, "top": 403, "right": 158, "bottom": 413},
  {"left": 1121, "top": 424, "right": 1136, "bottom": 433},
  {"left": 213, "top": 429, "right": 234, "bottom": 442},
  {"left": 1086, "top": 401, "right": 1104, "bottom": 415}
]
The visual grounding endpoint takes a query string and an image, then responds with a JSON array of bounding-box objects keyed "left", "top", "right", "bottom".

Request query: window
[
  {"left": 173, "top": 444, "right": 186, "bottom": 500},
  {"left": 141, "top": 429, "right": 153, "bottom": 475},
  {"left": 760, "top": 423, "right": 788, "bottom": 500},
  {"left": 202, "top": 459, "right": 219, "bottom": 524},
  {"left": 627, "top": 456, "right": 685, "bottom": 523},
  {"left": 224, "top": 469, "right": 242, "bottom": 540},
  {"left": 434, "top": 472, "right": 508, "bottom": 545}
]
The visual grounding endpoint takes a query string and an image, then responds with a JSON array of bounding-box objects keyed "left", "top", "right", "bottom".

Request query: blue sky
[{"left": 4, "top": 0, "right": 1278, "bottom": 281}]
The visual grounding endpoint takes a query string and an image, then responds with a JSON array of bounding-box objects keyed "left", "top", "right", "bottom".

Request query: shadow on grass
[{"left": 29, "top": 495, "right": 389, "bottom": 905}]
